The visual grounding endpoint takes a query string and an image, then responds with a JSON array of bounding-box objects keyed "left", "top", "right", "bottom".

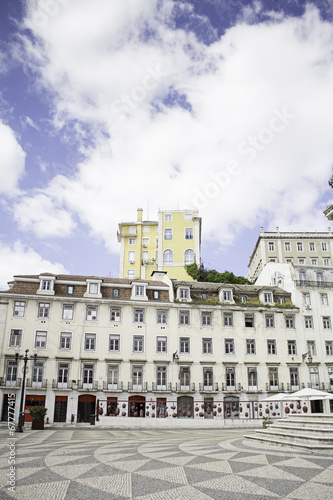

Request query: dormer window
[
  {"left": 178, "top": 287, "right": 191, "bottom": 301},
  {"left": 131, "top": 282, "right": 148, "bottom": 300},
  {"left": 135, "top": 285, "right": 144, "bottom": 297},
  {"left": 89, "top": 283, "right": 99, "bottom": 294},
  {"left": 42, "top": 280, "right": 51, "bottom": 291},
  {"left": 84, "top": 280, "right": 102, "bottom": 298},
  {"left": 222, "top": 290, "right": 232, "bottom": 302},
  {"left": 37, "top": 275, "right": 55, "bottom": 295},
  {"left": 263, "top": 292, "right": 273, "bottom": 304}
]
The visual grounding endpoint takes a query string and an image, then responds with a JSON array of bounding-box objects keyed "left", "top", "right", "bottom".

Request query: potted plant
[{"left": 29, "top": 406, "right": 47, "bottom": 430}]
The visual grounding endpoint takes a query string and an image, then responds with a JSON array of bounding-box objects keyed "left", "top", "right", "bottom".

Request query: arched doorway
[
  {"left": 224, "top": 396, "right": 240, "bottom": 419},
  {"left": 177, "top": 396, "right": 193, "bottom": 418},
  {"left": 129, "top": 396, "right": 145, "bottom": 417},
  {"left": 77, "top": 395, "right": 96, "bottom": 423}
]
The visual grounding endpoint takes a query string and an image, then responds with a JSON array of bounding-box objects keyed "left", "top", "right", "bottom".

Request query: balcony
[
  {"left": 266, "top": 383, "right": 284, "bottom": 392},
  {"left": 175, "top": 383, "right": 195, "bottom": 393},
  {"left": 128, "top": 382, "right": 148, "bottom": 392},
  {"left": 78, "top": 382, "right": 99, "bottom": 391},
  {"left": 222, "top": 383, "right": 242, "bottom": 392},
  {"left": 103, "top": 381, "right": 123, "bottom": 392},
  {"left": 295, "top": 280, "right": 333, "bottom": 289},
  {"left": 52, "top": 380, "right": 73, "bottom": 390},
  {"left": 151, "top": 382, "right": 172, "bottom": 392},
  {"left": 199, "top": 383, "right": 218, "bottom": 393},
  {"left": 26, "top": 378, "right": 47, "bottom": 389},
  {"left": 0, "top": 377, "right": 22, "bottom": 388}
]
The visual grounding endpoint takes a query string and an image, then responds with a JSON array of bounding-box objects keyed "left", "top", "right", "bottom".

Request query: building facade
[
  {"left": 2, "top": 271, "right": 327, "bottom": 425},
  {"left": 118, "top": 208, "right": 201, "bottom": 281}
]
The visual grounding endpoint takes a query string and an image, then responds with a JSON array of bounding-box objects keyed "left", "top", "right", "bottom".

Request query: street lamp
[
  {"left": 15, "top": 349, "right": 37, "bottom": 433},
  {"left": 172, "top": 351, "right": 179, "bottom": 362}
]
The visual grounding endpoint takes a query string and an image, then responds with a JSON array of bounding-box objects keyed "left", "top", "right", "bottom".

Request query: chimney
[{"left": 137, "top": 208, "right": 143, "bottom": 222}]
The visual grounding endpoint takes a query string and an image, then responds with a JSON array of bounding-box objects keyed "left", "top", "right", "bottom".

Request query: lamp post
[{"left": 15, "top": 349, "right": 36, "bottom": 433}]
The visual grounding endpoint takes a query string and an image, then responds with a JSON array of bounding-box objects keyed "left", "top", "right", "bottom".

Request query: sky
[{"left": 1, "top": 0, "right": 333, "bottom": 288}]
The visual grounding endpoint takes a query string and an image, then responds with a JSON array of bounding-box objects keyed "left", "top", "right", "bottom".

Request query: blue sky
[{"left": 1, "top": 0, "right": 333, "bottom": 287}]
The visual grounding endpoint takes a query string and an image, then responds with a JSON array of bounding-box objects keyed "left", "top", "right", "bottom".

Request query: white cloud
[
  {"left": 14, "top": 2, "right": 333, "bottom": 252},
  {"left": 0, "top": 240, "right": 68, "bottom": 289},
  {"left": 0, "top": 121, "right": 26, "bottom": 196}
]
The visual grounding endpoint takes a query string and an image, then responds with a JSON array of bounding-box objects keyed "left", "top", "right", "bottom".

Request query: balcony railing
[
  {"left": 0, "top": 377, "right": 22, "bottom": 388},
  {"left": 78, "top": 382, "right": 99, "bottom": 390},
  {"left": 52, "top": 380, "right": 73, "bottom": 390},
  {"left": 26, "top": 378, "right": 48, "bottom": 388},
  {"left": 175, "top": 383, "right": 196, "bottom": 392},
  {"left": 103, "top": 381, "right": 123, "bottom": 391},
  {"left": 295, "top": 280, "right": 333, "bottom": 289},
  {"left": 221, "top": 383, "right": 242, "bottom": 392},
  {"left": 265, "top": 383, "right": 284, "bottom": 392},
  {"left": 151, "top": 382, "right": 172, "bottom": 392},
  {"left": 128, "top": 382, "right": 148, "bottom": 392},
  {"left": 199, "top": 383, "right": 218, "bottom": 393}
]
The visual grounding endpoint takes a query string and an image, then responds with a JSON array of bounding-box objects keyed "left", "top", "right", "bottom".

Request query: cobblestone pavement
[{"left": 0, "top": 427, "right": 332, "bottom": 499}]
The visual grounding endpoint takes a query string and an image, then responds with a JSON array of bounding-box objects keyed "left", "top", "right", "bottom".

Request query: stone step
[
  {"left": 254, "top": 428, "right": 333, "bottom": 443},
  {"left": 245, "top": 432, "right": 333, "bottom": 450},
  {"left": 268, "top": 423, "right": 333, "bottom": 435}
]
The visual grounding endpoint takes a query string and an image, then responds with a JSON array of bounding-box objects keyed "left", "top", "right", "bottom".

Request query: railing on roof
[{"left": 295, "top": 280, "right": 333, "bottom": 288}]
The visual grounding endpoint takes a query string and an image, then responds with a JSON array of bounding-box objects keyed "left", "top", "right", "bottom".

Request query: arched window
[
  {"left": 163, "top": 249, "right": 173, "bottom": 265},
  {"left": 184, "top": 249, "right": 194, "bottom": 265}
]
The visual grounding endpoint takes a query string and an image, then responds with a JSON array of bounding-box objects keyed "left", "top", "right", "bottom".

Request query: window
[
  {"left": 224, "top": 312, "right": 233, "bottom": 327},
  {"left": 38, "top": 302, "right": 50, "bottom": 319},
  {"left": 202, "top": 311, "right": 212, "bottom": 326},
  {"left": 304, "top": 316, "right": 313, "bottom": 329},
  {"left": 32, "top": 362, "right": 44, "bottom": 383},
  {"left": 67, "top": 285, "right": 74, "bottom": 295},
  {"left": 285, "top": 242, "right": 291, "bottom": 251},
  {"left": 142, "top": 237, "right": 149, "bottom": 246},
  {"left": 268, "top": 241, "right": 275, "bottom": 251},
  {"left": 297, "top": 242, "right": 303, "bottom": 251},
  {"left": 267, "top": 339, "right": 276, "bottom": 355},
  {"left": 110, "top": 307, "right": 121, "bottom": 322},
  {"left": 157, "top": 309, "right": 167, "bottom": 324},
  {"left": 109, "top": 334, "right": 120, "bottom": 351},
  {"left": 299, "top": 271, "right": 306, "bottom": 283},
  {"left": 329, "top": 367, "right": 333, "bottom": 387},
  {"left": 113, "top": 288, "right": 119, "bottom": 298},
  {"left": 322, "top": 242, "right": 328, "bottom": 252},
  {"left": 165, "top": 213, "right": 172, "bottom": 221},
  {"left": 179, "top": 288, "right": 189, "bottom": 299},
  {"left": 41, "top": 280, "right": 51, "bottom": 291},
  {"left": 142, "top": 251, "right": 149, "bottom": 263},
  {"left": 153, "top": 290, "right": 159, "bottom": 300},
  {"left": 129, "top": 226, "right": 136, "bottom": 235},
  {"left": 163, "top": 249, "right": 173, "bottom": 264},
  {"left": 180, "top": 337, "right": 190, "bottom": 353},
  {"left": 156, "top": 336, "right": 167, "bottom": 353},
  {"left": 307, "top": 340, "right": 316, "bottom": 356},
  {"left": 245, "top": 313, "right": 254, "bottom": 328},
  {"left": 269, "top": 367, "right": 279, "bottom": 388},
  {"left": 247, "top": 367, "right": 257, "bottom": 389},
  {"left": 134, "top": 308, "right": 144, "bottom": 323},
  {"left": 132, "top": 366, "right": 143, "bottom": 386},
  {"left": 58, "top": 363, "right": 69, "bottom": 384},
  {"left": 86, "top": 305, "right": 98, "bottom": 321},
  {"left": 323, "top": 316, "right": 331, "bottom": 329},
  {"left": 324, "top": 258, "right": 330, "bottom": 266},
  {"left": 142, "top": 225, "right": 150, "bottom": 232},
  {"left": 239, "top": 295, "right": 247, "bottom": 303},
  {"left": 287, "top": 340, "right": 297, "bottom": 355},
  {"left": 85, "top": 333, "right": 96, "bottom": 350},
  {"left": 286, "top": 258, "right": 293, "bottom": 264},
  {"left": 89, "top": 283, "right": 99, "bottom": 294},
  {"left": 310, "top": 367, "right": 320, "bottom": 389},
  {"left": 202, "top": 338, "right": 213, "bottom": 354},
  {"left": 264, "top": 293, "right": 272, "bottom": 303},
  {"left": 290, "top": 367, "right": 299, "bottom": 388},
  {"left": 298, "top": 258, "right": 305, "bottom": 265},
  {"left": 225, "top": 338, "right": 234, "bottom": 354},
  {"left": 223, "top": 290, "right": 232, "bottom": 302},
  {"left": 13, "top": 301, "right": 25, "bottom": 317},
  {"left": 311, "top": 258, "right": 318, "bottom": 266},
  {"left": 226, "top": 367, "right": 235, "bottom": 388},
  {"left": 201, "top": 293, "right": 207, "bottom": 301},
  {"left": 108, "top": 365, "right": 118, "bottom": 386},
  {"left": 246, "top": 339, "right": 256, "bottom": 355},
  {"left": 135, "top": 285, "right": 144, "bottom": 296},
  {"left": 6, "top": 360, "right": 17, "bottom": 382},
  {"left": 203, "top": 367, "right": 213, "bottom": 387},
  {"left": 285, "top": 315, "right": 294, "bottom": 328},
  {"left": 35, "top": 331, "right": 47, "bottom": 349},
  {"left": 185, "top": 213, "right": 192, "bottom": 221},
  {"left": 302, "top": 292, "right": 311, "bottom": 306},
  {"left": 128, "top": 251, "right": 135, "bottom": 263},
  {"left": 83, "top": 364, "right": 94, "bottom": 384},
  {"left": 309, "top": 242, "right": 315, "bottom": 251},
  {"left": 155, "top": 237, "right": 158, "bottom": 246},
  {"left": 180, "top": 366, "right": 190, "bottom": 387},
  {"left": 62, "top": 304, "right": 74, "bottom": 320},
  {"left": 129, "top": 238, "right": 136, "bottom": 245},
  {"left": 60, "top": 332, "right": 72, "bottom": 349},
  {"left": 321, "top": 293, "right": 329, "bottom": 306},
  {"left": 127, "top": 270, "right": 135, "bottom": 279},
  {"left": 265, "top": 314, "right": 275, "bottom": 328},
  {"left": 164, "top": 228, "right": 172, "bottom": 240},
  {"left": 9, "top": 329, "right": 22, "bottom": 347},
  {"left": 279, "top": 297, "right": 286, "bottom": 304},
  {"left": 156, "top": 366, "right": 167, "bottom": 387},
  {"left": 133, "top": 335, "right": 144, "bottom": 352},
  {"left": 179, "top": 310, "right": 190, "bottom": 325},
  {"left": 184, "top": 249, "right": 195, "bottom": 264},
  {"left": 325, "top": 341, "right": 333, "bottom": 356},
  {"left": 185, "top": 228, "right": 193, "bottom": 240}
]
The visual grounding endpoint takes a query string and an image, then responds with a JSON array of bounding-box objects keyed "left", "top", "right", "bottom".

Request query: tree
[{"left": 185, "top": 262, "right": 251, "bottom": 284}]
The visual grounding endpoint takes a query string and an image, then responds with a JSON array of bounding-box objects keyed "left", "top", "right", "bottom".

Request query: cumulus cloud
[
  {"left": 13, "top": 1, "right": 333, "bottom": 253},
  {"left": 0, "top": 240, "right": 68, "bottom": 289},
  {"left": 0, "top": 121, "right": 26, "bottom": 196}
]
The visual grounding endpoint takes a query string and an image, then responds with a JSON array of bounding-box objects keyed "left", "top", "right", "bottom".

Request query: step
[
  {"left": 255, "top": 428, "right": 333, "bottom": 443},
  {"left": 269, "top": 423, "right": 333, "bottom": 434},
  {"left": 245, "top": 433, "right": 333, "bottom": 450}
]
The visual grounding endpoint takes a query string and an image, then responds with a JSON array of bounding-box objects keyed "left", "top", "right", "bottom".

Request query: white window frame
[
  {"left": 202, "top": 311, "right": 212, "bottom": 326},
  {"left": 157, "top": 309, "right": 167, "bottom": 324},
  {"left": 134, "top": 308, "right": 144, "bottom": 323},
  {"left": 38, "top": 302, "right": 50, "bottom": 319},
  {"left": 179, "top": 310, "right": 190, "bottom": 325},
  {"left": 133, "top": 335, "right": 144, "bottom": 352},
  {"left": 60, "top": 332, "right": 72, "bottom": 349},
  {"left": 180, "top": 337, "right": 190, "bottom": 354},
  {"left": 110, "top": 307, "right": 121, "bottom": 322},
  {"left": 109, "top": 334, "right": 120, "bottom": 352},
  {"left": 86, "top": 305, "right": 98, "bottom": 321},
  {"left": 156, "top": 336, "right": 167, "bottom": 353},
  {"left": 62, "top": 304, "right": 74, "bottom": 320},
  {"left": 85, "top": 333, "right": 96, "bottom": 351},
  {"left": 185, "top": 228, "right": 193, "bottom": 240},
  {"left": 35, "top": 330, "right": 47, "bottom": 349},
  {"left": 13, "top": 301, "right": 25, "bottom": 317},
  {"left": 9, "top": 329, "right": 22, "bottom": 347},
  {"left": 164, "top": 228, "right": 172, "bottom": 240}
]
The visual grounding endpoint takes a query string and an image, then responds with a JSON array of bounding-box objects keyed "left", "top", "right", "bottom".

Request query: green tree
[{"left": 185, "top": 262, "right": 250, "bottom": 284}]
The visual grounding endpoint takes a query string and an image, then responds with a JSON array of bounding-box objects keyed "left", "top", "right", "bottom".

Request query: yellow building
[{"left": 118, "top": 208, "right": 201, "bottom": 280}]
